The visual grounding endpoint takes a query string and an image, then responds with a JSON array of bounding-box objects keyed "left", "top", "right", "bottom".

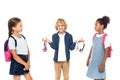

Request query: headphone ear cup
[
  {"left": 81, "top": 43, "right": 85, "bottom": 52},
  {"left": 77, "top": 43, "right": 85, "bottom": 52}
]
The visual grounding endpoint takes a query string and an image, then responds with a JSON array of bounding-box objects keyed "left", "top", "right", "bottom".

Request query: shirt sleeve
[
  {"left": 8, "top": 37, "right": 16, "bottom": 50},
  {"left": 104, "top": 35, "right": 111, "bottom": 49}
]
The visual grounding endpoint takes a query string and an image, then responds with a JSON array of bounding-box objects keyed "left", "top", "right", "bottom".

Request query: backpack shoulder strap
[
  {"left": 102, "top": 33, "right": 108, "bottom": 46},
  {"left": 92, "top": 33, "right": 97, "bottom": 42},
  {"left": 10, "top": 36, "right": 17, "bottom": 47},
  {"left": 9, "top": 35, "right": 25, "bottom": 48},
  {"left": 21, "top": 34, "right": 26, "bottom": 39}
]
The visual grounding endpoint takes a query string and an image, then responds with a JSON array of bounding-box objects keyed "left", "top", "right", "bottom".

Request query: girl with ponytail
[{"left": 8, "top": 17, "right": 32, "bottom": 80}]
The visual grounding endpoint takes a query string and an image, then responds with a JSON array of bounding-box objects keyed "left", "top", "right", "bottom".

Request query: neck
[
  {"left": 13, "top": 32, "right": 21, "bottom": 38},
  {"left": 58, "top": 31, "right": 66, "bottom": 35},
  {"left": 97, "top": 30, "right": 104, "bottom": 34}
]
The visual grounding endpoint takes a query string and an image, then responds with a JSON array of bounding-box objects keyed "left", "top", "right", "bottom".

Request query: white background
[{"left": 0, "top": 0, "right": 120, "bottom": 80}]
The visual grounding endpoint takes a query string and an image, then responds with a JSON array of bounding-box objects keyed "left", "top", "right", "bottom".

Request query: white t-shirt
[
  {"left": 8, "top": 35, "right": 28, "bottom": 55},
  {"left": 58, "top": 34, "right": 66, "bottom": 61},
  {"left": 96, "top": 33, "right": 110, "bottom": 48}
]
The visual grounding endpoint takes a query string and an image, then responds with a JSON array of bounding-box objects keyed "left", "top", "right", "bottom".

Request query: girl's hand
[
  {"left": 23, "top": 63, "right": 30, "bottom": 71},
  {"left": 99, "top": 64, "right": 105, "bottom": 72}
]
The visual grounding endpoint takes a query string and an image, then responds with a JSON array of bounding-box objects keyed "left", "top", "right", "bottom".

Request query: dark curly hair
[{"left": 97, "top": 16, "right": 110, "bottom": 29}]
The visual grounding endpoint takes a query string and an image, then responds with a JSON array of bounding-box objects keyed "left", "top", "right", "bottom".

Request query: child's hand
[
  {"left": 45, "top": 38, "right": 51, "bottom": 43},
  {"left": 99, "top": 64, "right": 105, "bottom": 72},
  {"left": 76, "top": 38, "right": 85, "bottom": 43},
  {"left": 27, "top": 61, "right": 30, "bottom": 68},
  {"left": 23, "top": 63, "right": 30, "bottom": 71},
  {"left": 42, "top": 38, "right": 47, "bottom": 42},
  {"left": 79, "top": 38, "right": 85, "bottom": 42}
]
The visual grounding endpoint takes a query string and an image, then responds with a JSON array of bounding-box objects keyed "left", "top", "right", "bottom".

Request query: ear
[
  {"left": 101, "top": 24, "right": 104, "bottom": 29},
  {"left": 12, "top": 26, "right": 16, "bottom": 31}
]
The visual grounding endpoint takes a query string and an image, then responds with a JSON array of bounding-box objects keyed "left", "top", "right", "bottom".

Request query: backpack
[
  {"left": 4, "top": 35, "right": 25, "bottom": 62},
  {"left": 92, "top": 33, "right": 112, "bottom": 58}
]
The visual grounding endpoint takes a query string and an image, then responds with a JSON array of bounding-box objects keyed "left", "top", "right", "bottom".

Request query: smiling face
[
  {"left": 57, "top": 22, "right": 66, "bottom": 33},
  {"left": 55, "top": 18, "right": 67, "bottom": 34}
]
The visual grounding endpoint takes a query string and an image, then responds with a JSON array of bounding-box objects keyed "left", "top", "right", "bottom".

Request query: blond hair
[{"left": 55, "top": 18, "right": 67, "bottom": 30}]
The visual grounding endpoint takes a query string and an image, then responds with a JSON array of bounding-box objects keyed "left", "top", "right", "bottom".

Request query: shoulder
[
  {"left": 9, "top": 36, "right": 16, "bottom": 41},
  {"left": 103, "top": 33, "right": 109, "bottom": 39},
  {"left": 104, "top": 33, "right": 110, "bottom": 42},
  {"left": 53, "top": 32, "right": 57, "bottom": 36},
  {"left": 52, "top": 32, "right": 59, "bottom": 37},
  {"left": 65, "top": 32, "right": 72, "bottom": 38},
  {"left": 8, "top": 36, "right": 16, "bottom": 46}
]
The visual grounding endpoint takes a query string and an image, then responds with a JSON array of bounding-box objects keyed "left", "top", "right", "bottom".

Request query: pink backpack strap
[
  {"left": 92, "top": 33, "right": 97, "bottom": 42},
  {"left": 102, "top": 33, "right": 112, "bottom": 57},
  {"left": 102, "top": 33, "right": 108, "bottom": 47}
]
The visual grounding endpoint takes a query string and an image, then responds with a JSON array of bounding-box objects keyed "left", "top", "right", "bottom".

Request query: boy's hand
[
  {"left": 76, "top": 38, "right": 85, "bottom": 43},
  {"left": 42, "top": 38, "right": 47, "bottom": 42},
  {"left": 79, "top": 38, "right": 85, "bottom": 42},
  {"left": 42, "top": 38, "right": 51, "bottom": 43},
  {"left": 45, "top": 38, "right": 51, "bottom": 43}
]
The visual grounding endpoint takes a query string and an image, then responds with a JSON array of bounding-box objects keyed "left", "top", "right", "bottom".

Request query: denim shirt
[{"left": 49, "top": 32, "right": 76, "bottom": 62}]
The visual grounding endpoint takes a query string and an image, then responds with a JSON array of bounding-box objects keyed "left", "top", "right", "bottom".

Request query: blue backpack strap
[{"left": 10, "top": 36, "right": 17, "bottom": 47}]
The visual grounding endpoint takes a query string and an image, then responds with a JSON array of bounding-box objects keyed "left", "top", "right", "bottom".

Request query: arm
[
  {"left": 45, "top": 35, "right": 57, "bottom": 49},
  {"left": 69, "top": 35, "right": 76, "bottom": 50},
  {"left": 11, "top": 49, "right": 29, "bottom": 70},
  {"left": 44, "top": 38, "right": 57, "bottom": 49},
  {"left": 99, "top": 47, "right": 109, "bottom": 72},
  {"left": 99, "top": 35, "right": 110, "bottom": 72},
  {"left": 86, "top": 47, "right": 92, "bottom": 66},
  {"left": 27, "top": 48, "right": 30, "bottom": 65},
  {"left": 101, "top": 48, "right": 109, "bottom": 65},
  {"left": 70, "top": 36, "right": 85, "bottom": 50}
]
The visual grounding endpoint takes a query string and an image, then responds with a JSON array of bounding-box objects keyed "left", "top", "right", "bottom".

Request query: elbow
[
  {"left": 12, "top": 54, "right": 18, "bottom": 60},
  {"left": 11, "top": 52, "right": 19, "bottom": 61}
]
